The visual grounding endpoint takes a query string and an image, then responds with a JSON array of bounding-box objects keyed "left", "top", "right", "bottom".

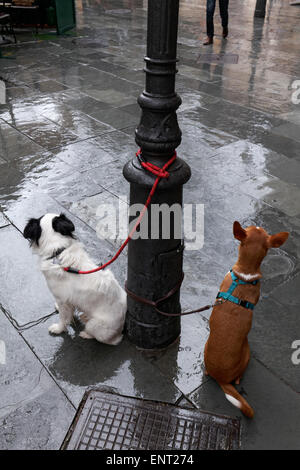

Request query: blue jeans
[{"left": 206, "top": 0, "right": 229, "bottom": 38}]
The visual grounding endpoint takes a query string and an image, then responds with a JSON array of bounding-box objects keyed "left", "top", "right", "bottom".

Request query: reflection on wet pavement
[{"left": 1, "top": 0, "right": 300, "bottom": 450}]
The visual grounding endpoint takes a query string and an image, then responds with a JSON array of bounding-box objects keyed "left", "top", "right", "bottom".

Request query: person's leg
[
  {"left": 219, "top": 0, "right": 229, "bottom": 37},
  {"left": 206, "top": 0, "right": 216, "bottom": 38},
  {"left": 204, "top": 0, "right": 216, "bottom": 44}
]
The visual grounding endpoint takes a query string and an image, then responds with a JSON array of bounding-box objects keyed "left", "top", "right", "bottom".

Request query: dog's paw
[
  {"left": 79, "top": 331, "right": 93, "bottom": 339},
  {"left": 49, "top": 323, "right": 65, "bottom": 335},
  {"left": 109, "top": 334, "right": 123, "bottom": 346}
]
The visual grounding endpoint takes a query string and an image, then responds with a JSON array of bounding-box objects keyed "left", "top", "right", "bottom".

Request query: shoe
[
  {"left": 203, "top": 36, "right": 213, "bottom": 45},
  {"left": 223, "top": 27, "right": 228, "bottom": 38}
]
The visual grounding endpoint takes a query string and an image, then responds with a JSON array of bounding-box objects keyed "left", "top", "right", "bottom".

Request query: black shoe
[
  {"left": 223, "top": 27, "right": 228, "bottom": 38},
  {"left": 203, "top": 36, "right": 213, "bottom": 45}
]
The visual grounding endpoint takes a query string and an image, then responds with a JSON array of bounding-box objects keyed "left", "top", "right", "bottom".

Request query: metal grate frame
[{"left": 62, "top": 390, "right": 241, "bottom": 450}]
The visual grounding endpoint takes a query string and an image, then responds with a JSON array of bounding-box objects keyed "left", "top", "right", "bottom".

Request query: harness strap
[{"left": 216, "top": 270, "right": 258, "bottom": 311}]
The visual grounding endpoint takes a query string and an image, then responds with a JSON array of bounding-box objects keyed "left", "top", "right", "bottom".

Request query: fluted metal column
[{"left": 123, "top": 0, "right": 191, "bottom": 350}]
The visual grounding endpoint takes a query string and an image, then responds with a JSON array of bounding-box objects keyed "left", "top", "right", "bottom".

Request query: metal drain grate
[
  {"left": 197, "top": 53, "right": 239, "bottom": 64},
  {"left": 63, "top": 390, "right": 240, "bottom": 450}
]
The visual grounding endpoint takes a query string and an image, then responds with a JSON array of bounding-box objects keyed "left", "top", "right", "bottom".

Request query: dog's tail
[{"left": 219, "top": 382, "right": 254, "bottom": 418}]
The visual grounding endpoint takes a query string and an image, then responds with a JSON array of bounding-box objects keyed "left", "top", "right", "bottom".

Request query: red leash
[{"left": 63, "top": 150, "right": 177, "bottom": 274}]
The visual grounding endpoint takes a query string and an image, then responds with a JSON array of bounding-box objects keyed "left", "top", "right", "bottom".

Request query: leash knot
[{"left": 136, "top": 149, "right": 175, "bottom": 179}]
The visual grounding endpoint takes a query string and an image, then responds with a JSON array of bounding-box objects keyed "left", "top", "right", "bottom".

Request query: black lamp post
[{"left": 123, "top": 0, "right": 191, "bottom": 350}]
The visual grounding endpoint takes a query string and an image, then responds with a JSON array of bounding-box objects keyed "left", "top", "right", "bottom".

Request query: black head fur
[
  {"left": 52, "top": 213, "right": 75, "bottom": 238},
  {"left": 23, "top": 217, "right": 42, "bottom": 246}
]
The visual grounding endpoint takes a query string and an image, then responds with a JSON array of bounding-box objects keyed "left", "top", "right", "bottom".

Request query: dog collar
[
  {"left": 216, "top": 270, "right": 259, "bottom": 310},
  {"left": 46, "top": 247, "right": 66, "bottom": 261}
]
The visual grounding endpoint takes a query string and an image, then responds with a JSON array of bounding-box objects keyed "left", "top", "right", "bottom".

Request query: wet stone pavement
[{"left": 1, "top": 0, "right": 300, "bottom": 450}]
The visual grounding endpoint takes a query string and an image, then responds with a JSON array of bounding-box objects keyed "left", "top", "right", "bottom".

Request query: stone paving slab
[
  {"left": 250, "top": 276, "right": 300, "bottom": 393},
  {"left": 22, "top": 316, "right": 182, "bottom": 410},
  {"left": 179, "top": 111, "right": 239, "bottom": 150},
  {"left": 0, "top": 121, "right": 43, "bottom": 161},
  {"left": 83, "top": 130, "right": 137, "bottom": 163},
  {"left": 151, "top": 313, "right": 210, "bottom": 396},
  {"left": 2, "top": 191, "right": 127, "bottom": 285},
  {"left": 182, "top": 253, "right": 231, "bottom": 320},
  {"left": 257, "top": 132, "right": 300, "bottom": 161},
  {"left": 13, "top": 116, "right": 80, "bottom": 151},
  {"left": 4, "top": 151, "right": 105, "bottom": 207},
  {"left": 188, "top": 358, "right": 300, "bottom": 450},
  {"left": 0, "top": 225, "right": 55, "bottom": 325},
  {"left": 251, "top": 205, "right": 300, "bottom": 260},
  {"left": 0, "top": 162, "right": 25, "bottom": 211},
  {"left": 52, "top": 139, "right": 118, "bottom": 172},
  {"left": 207, "top": 140, "right": 282, "bottom": 178},
  {"left": 68, "top": 191, "right": 129, "bottom": 251},
  {"left": 86, "top": 106, "right": 140, "bottom": 130},
  {"left": 0, "top": 0, "right": 300, "bottom": 450},
  {"left": 0, "top": 311, "right": 75, "bottom": 450},
  {"left": 179, "top": 65, "right": 223, "bottom": 84},
  {"left": 236, "top": 174, "right": 300, "bottom": 217},
  {"left": 44, "top": 109, "right": 115, "bottom": 141},
  {"left": 279, "top": 110, "right": 300, "bottom": 126},
  {"left": 0, "top": 212, "right": 9, "bottom": 228},
  {"left": 83, "top": 159, "right": 130, "bottom": 194},
  {"left": 82, "top": 88, "right": 138, "bottom": 108}
]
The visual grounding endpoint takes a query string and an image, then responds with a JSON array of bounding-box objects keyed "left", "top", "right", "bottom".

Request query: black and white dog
[{"left": 23, "top": 213, "right": 126, "bottom": 345}]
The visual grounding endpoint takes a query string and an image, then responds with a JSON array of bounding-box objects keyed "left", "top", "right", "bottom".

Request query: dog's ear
[
  {"left": 233, "top": 221, "right": 247, "bottom": 241},
  {"left": 23, "top": 218, "right": 42, "bottom": 245},
  {"left": 268, "top": 231, "right": 289, "bottom": 248},
  {"left": 52, "top": 213, "right": 75, "bottom": 238}
]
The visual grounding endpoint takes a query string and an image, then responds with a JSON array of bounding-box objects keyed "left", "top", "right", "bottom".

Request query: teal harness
[{"left": 216, "top": 270, "right": 259, "bottom": 310}]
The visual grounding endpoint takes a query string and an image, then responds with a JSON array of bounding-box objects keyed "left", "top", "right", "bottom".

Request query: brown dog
[{"left": 204, "top": 221, "right": 289, "bottom": 418}]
